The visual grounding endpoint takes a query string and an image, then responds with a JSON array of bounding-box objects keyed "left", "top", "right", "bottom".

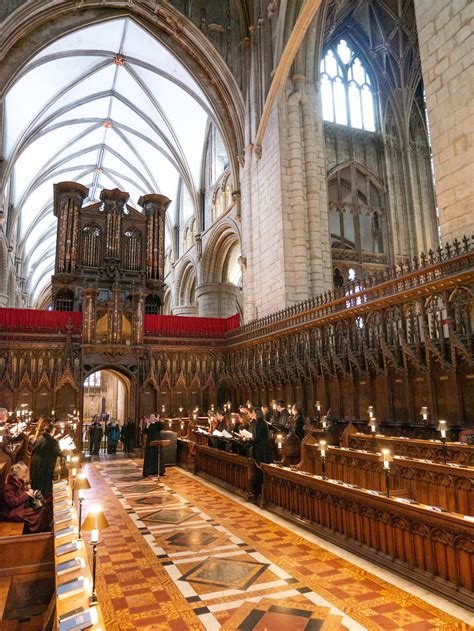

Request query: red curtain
[
  {"left": 0, "top": 308, "right": 82, "bottom": 333},
  {"left": 0, "top": 309, "right": 240, "bottom": 337},
  {"left": 144, "top": 313, "right": 240, "bottom": 337}
]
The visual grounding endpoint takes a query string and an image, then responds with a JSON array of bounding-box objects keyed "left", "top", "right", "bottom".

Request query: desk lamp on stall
[
  {"left": 74, "top": 472, "right": 91, "bottom": 539},
  {"left": 81, "top": 505, "right": 109, "bottom": 605},
  {"left": 437, "top": 420, "right": 449, "bottom": 464}
]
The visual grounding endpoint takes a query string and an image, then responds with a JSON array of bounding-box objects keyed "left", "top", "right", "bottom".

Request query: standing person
[
  {"left": 121, "top": 420, "right": 132, "bottom": 454},
  {"left": 106, "top": 419, "right": 120, "bottom": 454},
  {"left": 275, "top": 400, "right": 290, "bottom": 429},
  {"left": 248, "top": 408, "right": 272, "bottom": 496},
  {"left": 30, "top": 422, "right": 62, "bottom": 500},
  {"left": 142, "top": 415, "right": 165, "bottom": 477},
  {"left": 249, "top": 408, "right": 272, "bottom": 465},
  {"left": 89, "top": 419, "right": 103, "bottom": 455},
  {"left": 291, "top": 403, "right": 305, "bottom": 442}
]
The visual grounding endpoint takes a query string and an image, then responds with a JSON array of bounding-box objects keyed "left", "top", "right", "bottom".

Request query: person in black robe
[
  {"left": 274, "top": 400, "right": 290, "bottom": 430},
  {"left": 248, "top": 407, "right": 272, "bottom": 496},
  {"left": 29, "top": 423, "right": 62, "bottom": 500},
  {"left": 291, "top": 403, "right": 306, "bottom": 442},
  {"left": 142, "top": 415, "right": 165, "bottom": 477}
]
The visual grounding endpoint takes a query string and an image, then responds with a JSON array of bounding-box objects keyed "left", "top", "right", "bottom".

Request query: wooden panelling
[
  {"left": 349, "top": 434, "right": 474, "bottom": 465},
  {"left": 262, "top": 464, "right": 474, "bottom": 609},
  {"left": 299, "top": 440, "right": 474, "bottom": 515},
  {"left": 194, "top": 444, "right": 256, "bottom": 500}
]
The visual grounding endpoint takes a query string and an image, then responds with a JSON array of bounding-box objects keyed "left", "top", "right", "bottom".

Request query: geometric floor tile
[
  {"left": 86, "top": 459, "right": 471, "bottom": 631},
  {"left": 142, "top": 508, "right": 197, "bottom": 524},
  {"left": 135, "top": 495, "right": 178, "bottom": 506},
  {"left": 167, "top": 530, "right": 218, "bottom": 548},
  {"left": 120, "top": 483, "right": 159, "bottom": 494},
  {"left": 222, "top": 598, "right": 347, "bottom": 631},
  {"left": 180, "top": 556, "right": 269, "bottom": 590}
]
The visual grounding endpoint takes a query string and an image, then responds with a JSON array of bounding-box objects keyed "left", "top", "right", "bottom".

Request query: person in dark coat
[
  {"left": 274, "top": 400, "right": 290, "bottom": 430},
  {"left": 249, "top": 408, "right": 273, "bottom": 464},
  {"left": 0, "top": 462, "right": 50, "bottom": 533},
  {"left": 30, "top": 422, "right": 62, "bottom": 499},
  {"left": 121, "top": 420, "right": 134, "bottom": 454},
  {"left": 89, "top": 420, "right": 103, "bottom": 455},
  {"left": 291, "top": 403, "right": 306, "bottom": 442},
  {"left": 248, "top": 408, "right": 272, "bottom": 496},
  {"left": 142, "top": 415, "right": 165, "bottom": 477}
]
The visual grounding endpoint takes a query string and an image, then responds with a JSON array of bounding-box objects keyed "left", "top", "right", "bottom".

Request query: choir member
[
  {"left": 30, "top": 422, "right": 62, "bottom": 499},
  {"left": 0, "top": 462, "right": 50, "bottom": 533},
  {"left": 142, "top": 414, "right": 165, "bottom": 477},
  {"left": 248, "top": 407, "right": 272, "bottom": 495},
  {"left": 274, "top": 400, "right": 290, "bottom": 429},
  {"left": 0, "top": 407, "right": 8, "bottom": 424},
  {"left": 291, "top": 403, "right": 305, "bottom": 441}
]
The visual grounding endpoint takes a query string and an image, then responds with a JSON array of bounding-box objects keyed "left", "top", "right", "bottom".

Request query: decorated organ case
[{"left": 51, "top": 182, "right": 170, "bottom": 345}]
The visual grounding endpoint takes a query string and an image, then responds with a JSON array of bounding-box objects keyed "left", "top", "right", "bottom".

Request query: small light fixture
[
  {"left": 380, "top": 448, "right": 392, "bottom": 497},
  {"left": 420, "top": 406, "right": 429, "bottom": 423},
  {"left": 437, "top": 420, "right": 449, "bottom": 464},
  {"left": 74, "top": 473, "right": 91, "bottom": 539},
  {"left": 81, "top": 505, "right": 110, "bottom": 604},
  {"left": 367, "top": 417, "right": 378, "bottom": 453},
  {"left": 319, "top": 440, "right": 327, "bottom": 480},
  {"left": 367, "top": 405, "right": 375, "bottom": 419}
]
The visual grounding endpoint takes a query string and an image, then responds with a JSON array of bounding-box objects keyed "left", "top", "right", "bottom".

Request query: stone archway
[{"left": 83, "top": 368, "right": 130, "bottom": 423}]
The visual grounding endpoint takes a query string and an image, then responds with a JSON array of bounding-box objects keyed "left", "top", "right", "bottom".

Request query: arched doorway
[{"left": 83, "top": 369, "right": 130, "bottom": 423}]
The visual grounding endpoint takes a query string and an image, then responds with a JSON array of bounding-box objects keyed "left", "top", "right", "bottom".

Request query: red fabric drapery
[
  {"left": 0, "top": 308, "right": 82, "bottom": 333},
  {"left": 144, "top": 313, "right": 240, "bottom": 337},
  {"left": 0, "top": 309, "right": 240, "bottom": 337}
]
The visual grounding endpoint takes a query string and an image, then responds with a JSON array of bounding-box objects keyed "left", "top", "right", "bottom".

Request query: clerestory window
[{"left": 321, "top": 39, "right": 376, "bottom": 132}]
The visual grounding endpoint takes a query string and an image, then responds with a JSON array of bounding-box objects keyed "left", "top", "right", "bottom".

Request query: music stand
[{"left": 149, "top": 439, "right": 171, "bottom": 480}]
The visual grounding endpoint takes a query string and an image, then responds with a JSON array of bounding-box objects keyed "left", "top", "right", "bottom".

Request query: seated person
[{"left": 0, "top": 462, "right": 51, "bottom": 533}]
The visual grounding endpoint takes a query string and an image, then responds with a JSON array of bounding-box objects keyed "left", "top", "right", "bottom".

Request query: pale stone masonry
[{"left": 414, "top": 0, "right": 474, "bottom": 242}]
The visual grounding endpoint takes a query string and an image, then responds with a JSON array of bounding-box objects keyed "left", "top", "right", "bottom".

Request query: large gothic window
[{"left": 321, "top": 40, "right": 376, "bottom": 132}]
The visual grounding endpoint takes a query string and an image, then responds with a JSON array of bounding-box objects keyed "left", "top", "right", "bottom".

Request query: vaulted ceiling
[{"left": 4, "top": 17, "right": 222, "bottom": 305}]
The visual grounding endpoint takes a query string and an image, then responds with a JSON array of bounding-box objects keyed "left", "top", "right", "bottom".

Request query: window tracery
[{"left": 321, "top": 39, "right": 376, "bottom": 132}]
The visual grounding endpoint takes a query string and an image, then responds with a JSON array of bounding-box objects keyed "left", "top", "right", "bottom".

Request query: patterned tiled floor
[{"left": 82, "top": 460, "right": 472, "bottom": 630}]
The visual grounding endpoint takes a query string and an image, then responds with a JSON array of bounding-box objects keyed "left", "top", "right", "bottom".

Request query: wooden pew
[
  {"left": 349, "top": 433, "right": 474, "bottom": 465},
  {"left": 177, "top": 438, "right": 195, "bottom": 471},
  {"left": 298, "top": 439, "right": 474, "bottom": 515},
  {"left": 262, "top": 463, "right": 474, "bottom": 609},
  {"left": 0, "top": 531, "right": 54, "bottom": 629},
  {"left": 194, "top": 444, "right": 256, "bottom": 500}
]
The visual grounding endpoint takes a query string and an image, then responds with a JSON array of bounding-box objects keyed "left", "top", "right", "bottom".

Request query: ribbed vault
[{"left": 2, "top": 16, "right": 237, "bottom": 306}]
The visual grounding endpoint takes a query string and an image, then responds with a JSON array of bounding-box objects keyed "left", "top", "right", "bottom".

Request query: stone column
[
  {"left": 172, "top": 305, "right": 199, "bottom": 317},
  {"left": 196, "top": 283, "right": 241, "bottom": 318},
  {"left": 414, "top": 0, "right": 473, "bottom": 241},
  {"left": 242, "top": 80, "right": 332, "bottom": 320}
]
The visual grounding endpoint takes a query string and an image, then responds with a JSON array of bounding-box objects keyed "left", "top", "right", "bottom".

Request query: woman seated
[{"left": 0, "top": 462, "right": 51, "bottom": 533}]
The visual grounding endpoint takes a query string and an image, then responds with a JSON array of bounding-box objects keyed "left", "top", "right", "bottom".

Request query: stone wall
[{"left": 414, "top": 0, "right": 474, "bottom": 241}]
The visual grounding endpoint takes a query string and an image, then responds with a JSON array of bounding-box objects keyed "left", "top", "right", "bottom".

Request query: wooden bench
[{"left": 0, "top": 522, "right": 24, "bottom": 538}]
